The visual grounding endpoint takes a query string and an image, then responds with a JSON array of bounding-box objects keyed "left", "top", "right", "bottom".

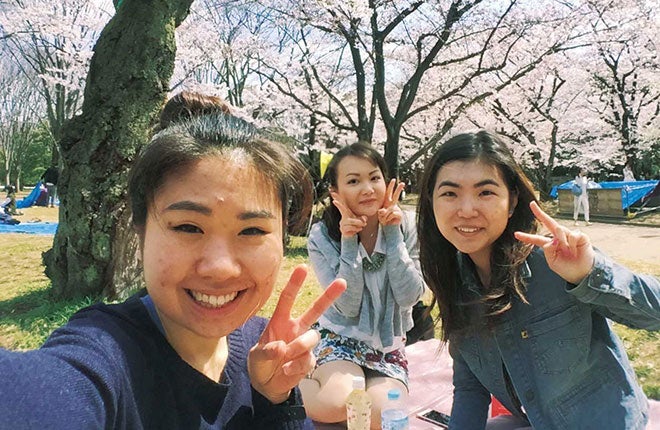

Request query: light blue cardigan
[{"left": 307, "top": 211, "right": 426, "bottom": 349}]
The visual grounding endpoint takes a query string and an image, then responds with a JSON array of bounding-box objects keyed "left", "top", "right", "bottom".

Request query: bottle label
[
  {"left": 381, "top": 412, "right": 409, "bottom": 430},
  {"left": 347, "top": 402, "right": 371, "bottom": 429},
  {"left": 346, "top": 389, "right": 372, "bottom": 430}
]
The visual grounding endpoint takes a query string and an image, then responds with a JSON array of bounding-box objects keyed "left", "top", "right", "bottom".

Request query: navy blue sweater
[{"left": 0, "top": 293, "right": 311, "bottom": 429}]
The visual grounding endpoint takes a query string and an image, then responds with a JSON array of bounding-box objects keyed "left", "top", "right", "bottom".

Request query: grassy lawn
[{"left": 1, "top": 202, "right": 658, "bottom": 399}]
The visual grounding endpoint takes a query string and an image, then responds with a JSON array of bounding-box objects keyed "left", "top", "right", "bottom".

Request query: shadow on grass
[
  {"left": 285, "top": 243, "right": 309, "bottom": 259},
  {"left": 0, "top": 287, "right": 98, "bottom": 349}
]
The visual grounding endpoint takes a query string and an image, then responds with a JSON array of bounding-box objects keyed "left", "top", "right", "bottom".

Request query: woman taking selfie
[{"left": 0, "top": 114, "right": 345, "bottom": 429}]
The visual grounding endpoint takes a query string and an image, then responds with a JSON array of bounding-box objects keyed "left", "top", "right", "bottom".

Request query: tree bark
[{"left": 43, "top": 0, "right": 194, "bottom": 299}]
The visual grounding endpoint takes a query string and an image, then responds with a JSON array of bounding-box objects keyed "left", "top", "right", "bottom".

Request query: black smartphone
[{"left": 417, "top": 409, "right": 450, "bottom": 428}]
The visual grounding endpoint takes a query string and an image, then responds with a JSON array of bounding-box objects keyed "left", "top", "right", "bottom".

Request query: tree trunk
[
  {"left": 543, "top": 122, "right": 559, "bottom": 197},
  {"left": 384, "top": 125, "right": 401, "bottom": 179},
  {"left": 43, "top": 0, "right": 194, "bottom": 300}
]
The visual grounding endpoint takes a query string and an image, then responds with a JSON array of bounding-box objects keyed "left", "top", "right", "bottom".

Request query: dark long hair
[
  {"left": 417, "top": 131, "right": 538, "bottom": 341},
  {"left": 321, "top": 142, "right": 389, "bottom": 242},
  {"left": 129, "top": 114, "right": 312, "bottom": 245}
]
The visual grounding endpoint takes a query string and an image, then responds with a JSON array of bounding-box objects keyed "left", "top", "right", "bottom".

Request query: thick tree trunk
[{"left": 43, "top": 0, "right": 194, "bottom": 300}]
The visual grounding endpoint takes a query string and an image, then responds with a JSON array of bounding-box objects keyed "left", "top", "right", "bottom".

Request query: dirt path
[{"left": 554, "top": 219, "right": 660, "bottom": 267}]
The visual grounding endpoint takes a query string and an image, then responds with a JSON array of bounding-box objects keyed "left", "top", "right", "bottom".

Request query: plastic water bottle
[
  {"left": 381, "top": 388, "right": 409, "bottom": 430},
  {"left": 346, "top": 376, "right": 372, "bottom": 430}
]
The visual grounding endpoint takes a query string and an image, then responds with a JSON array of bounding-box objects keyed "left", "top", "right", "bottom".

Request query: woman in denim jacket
[{"left": 417, "top": 130, "right": 660, "bottom": 430}]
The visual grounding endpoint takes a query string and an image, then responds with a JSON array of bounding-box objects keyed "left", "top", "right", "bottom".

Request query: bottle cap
[
  {"left": 352, "top": 376, "right": 366, "bottom": 390},
  {"left": 387, "top": 389, "right": 400, "bottom": 400}
]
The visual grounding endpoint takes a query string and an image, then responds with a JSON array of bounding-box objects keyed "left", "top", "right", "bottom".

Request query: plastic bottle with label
[
  {"left": 381, "top": 388, "right": 409, "bottom": 430},
  {"left": 346, "top": 376, "right": 372, "bottom": 430}
]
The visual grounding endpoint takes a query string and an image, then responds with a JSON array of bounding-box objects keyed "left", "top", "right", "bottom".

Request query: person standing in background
[
  {"left": 41, "top": 165, "right": 59, "bottom": 208},
  {"left": 573, "top": 167, "right": 591, "bottom": 226},
  {"left": 623, "top": 161, "right": 636, "bottom": 182}
]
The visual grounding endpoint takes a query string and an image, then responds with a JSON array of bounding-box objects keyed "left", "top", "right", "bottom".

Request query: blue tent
[
  {"left": 16, "top": 181, "right": 44, "bottom": 209},
  {"left": 550, "top": 180, "right": 659, "bottom": 210}
]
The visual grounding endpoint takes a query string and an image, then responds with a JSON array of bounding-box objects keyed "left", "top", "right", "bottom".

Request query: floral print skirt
[{"left": 313, "top": 326, "right": 409, "bottom": 387}]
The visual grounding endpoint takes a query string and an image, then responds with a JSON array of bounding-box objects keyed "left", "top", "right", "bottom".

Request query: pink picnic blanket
[{"left": 314, "top": 338, "right": 660, "bottom": 429}]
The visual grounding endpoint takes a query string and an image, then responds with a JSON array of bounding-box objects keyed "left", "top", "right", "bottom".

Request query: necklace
[
  {"left": 362, "top": 252, "right": 385, "bottom": 272},
  {"left": 363, "top": 228, "right": 377, "bottom": 239}
]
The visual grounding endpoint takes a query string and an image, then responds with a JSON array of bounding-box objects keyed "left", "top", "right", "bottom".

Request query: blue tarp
[
  {"left": 550, "top": 180, "right": 601, "bottom": 199},
  {"left": 16, "top": 181, "right": 44, "bottom": 209},
  {"left": 550, "top": 180, "right": 660, "bottom": 210},
  {"left": 0, "top": 222, "right": 57, "bottom": 235}
]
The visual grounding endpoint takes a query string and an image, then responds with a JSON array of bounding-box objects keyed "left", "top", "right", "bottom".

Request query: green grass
[
  {"left": 613, "top": 324, "right": 660, "bottom": 399},
  {"left": 0, "top": 284, "right": 97, "bottom": 350},
  {"left": 1, "top": 233, "right": 659, "bottom": 399}
]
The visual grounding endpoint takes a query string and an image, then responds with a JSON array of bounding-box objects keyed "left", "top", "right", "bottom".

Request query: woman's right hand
[
  {"left": 514, "top": 201, "right": 595, "bottom": 284},
  {"left": 377, "top": 178, "right": 405, "bottom": 226},
  {"left": 247, "top": 265, "right": 346, "bottom": 404},
  {"left": 330, "top": 191, "right": 367, "bottom": 238}
]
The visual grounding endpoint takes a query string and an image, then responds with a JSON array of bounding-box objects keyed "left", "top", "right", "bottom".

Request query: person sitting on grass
[
  {"left": 301, "top": 143, "right": 425, "bottom": 428},
  {"left": 416, "top": 130, "right": 660, "bottom": 430}
]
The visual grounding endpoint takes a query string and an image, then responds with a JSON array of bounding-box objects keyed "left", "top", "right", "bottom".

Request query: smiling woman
[
  {"left": 416, "top": 130, "right": 660, "bottom": 430},
  {"left": 302, "top": 143, "right": 426, "bottom": 428},
  {"left": 0, "top": 112, "right": 346, "bottom": 429}
]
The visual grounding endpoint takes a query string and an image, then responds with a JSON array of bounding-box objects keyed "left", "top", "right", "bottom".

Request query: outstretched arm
[{"left": 515, "top": 201, "right": 660, "bottom": 330}]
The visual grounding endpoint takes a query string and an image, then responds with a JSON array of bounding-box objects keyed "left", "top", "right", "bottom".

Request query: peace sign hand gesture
[
  {"left": 248, "top": 265, "right": 346, "bottom": 404},
  {"left": 331, "top": 191, "right": 367, "bottom": 238},
  {"left": 514, "top": 201, "right": 595, "bottom": 285},
  {"left": 377, "top": 179, "right": 405, "bottom": 226}
]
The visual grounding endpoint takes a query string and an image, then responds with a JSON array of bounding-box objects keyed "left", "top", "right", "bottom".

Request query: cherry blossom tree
[
  {"left": 401, "top": 0, "right": 659, "bottom": 189},
  {"left": 173, "top": 0, "right": 266, "bottom": 106},
  {"left": 584, "top": 0, "right": 660, "bottom": 173},
  {"left": 1, "top": 0, "right": 113, "bottom": 164},
  {"left": 0, "top": 60, "right": 43, "bottom": 189},
  {"left": 251, "top": 0, "right": 602, "bottom": 177},
  {"left": 460, "top": 56, "right": 596, "bottom": 193}
]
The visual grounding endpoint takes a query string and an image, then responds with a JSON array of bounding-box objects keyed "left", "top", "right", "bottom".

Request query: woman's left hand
[
  {"left": 378, "top": 179, "right": 405, "bottom": 226},
  {"left": 514, "top": 201, "right": 595, "bottom": 285},
  {"left": 247, "top": 265, "right": 346, "bottom": 404}
]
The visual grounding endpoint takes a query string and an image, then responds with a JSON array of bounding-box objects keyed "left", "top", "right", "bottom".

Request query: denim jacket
[{"left": 448, "top": 247, "right": 660, "bottom": 430}]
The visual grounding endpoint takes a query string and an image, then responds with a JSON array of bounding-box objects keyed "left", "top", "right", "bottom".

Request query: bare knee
[
  {"left": 299, "top": 361, "right": 364, "bottom": 423},
  {"left": 366, "top": 377, "right": 407, "bottom": 430}
]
